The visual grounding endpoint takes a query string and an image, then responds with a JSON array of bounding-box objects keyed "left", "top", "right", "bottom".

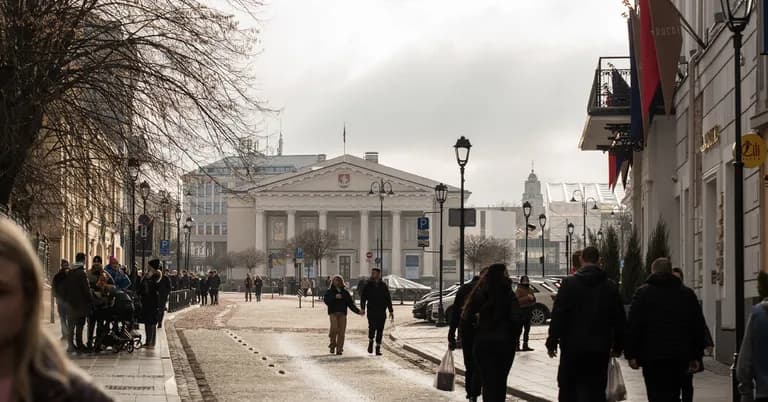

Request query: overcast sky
[{"left": 242, "top": 0, "right": 629, "bottom": 206}]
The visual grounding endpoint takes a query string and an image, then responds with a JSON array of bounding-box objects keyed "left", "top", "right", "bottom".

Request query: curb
[{"left": 391, "top": 328, "right": 552, "bottom": 402}]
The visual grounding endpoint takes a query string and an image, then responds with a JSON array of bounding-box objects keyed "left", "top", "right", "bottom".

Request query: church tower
[{"left": 521, "top": 163, "right": 545, "bottom": 216}]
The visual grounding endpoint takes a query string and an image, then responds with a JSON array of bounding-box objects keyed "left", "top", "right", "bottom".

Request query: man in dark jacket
[
  {"left": 448, "top": 271, "right": 484, "bottom": 401},
  {"left": 52, "top": 259, "right": 70, "bottom": 340},
  {"left": 157, "top": 266, "right": 172, "bottom": 328},
  {"left": 626, "top": 258, "right": 707, "bottom": 402},
  {"left": 61, "top": 253, "right": 94, "bottom": 353},
  {"left": 360, "top": 268, "right": 393, "bottom": 356},
  {"left": 209, "top": 270, "right": 221, "bottom": 305},
  {"left": 546, "top": 246, "right": 626, "bottom": 402}
]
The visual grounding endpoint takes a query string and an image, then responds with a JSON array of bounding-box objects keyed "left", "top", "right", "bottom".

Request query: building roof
[
  {"left": 544, "top": 182, "right": 625, "bottom": 207},
  {"left": 183, "top": 153, "right": 325, "bottom": 178}
]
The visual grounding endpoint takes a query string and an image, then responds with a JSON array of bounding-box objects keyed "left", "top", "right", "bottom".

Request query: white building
[{"left": 226, "top": 154, "right": 466, "bottom": 287}]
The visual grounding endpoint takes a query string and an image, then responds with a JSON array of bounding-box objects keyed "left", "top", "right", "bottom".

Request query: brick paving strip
[{"left": 389, "top": 321, "right": 732, "bottom": 402}]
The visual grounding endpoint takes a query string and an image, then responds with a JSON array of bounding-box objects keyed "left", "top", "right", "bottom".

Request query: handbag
[
  {"left": 606, "top": 357, "right": 627, "bottom": 402},
  {"left": 434, "top": 348, "right": 456, "bottom": 391}
]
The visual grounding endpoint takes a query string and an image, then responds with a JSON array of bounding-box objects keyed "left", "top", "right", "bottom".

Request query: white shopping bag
[
  {"left": 434, "top": 349, "right": 456, "bottom": 391},
  {"left": 606, "top": 357, "right": 627, "bottom": 402}
]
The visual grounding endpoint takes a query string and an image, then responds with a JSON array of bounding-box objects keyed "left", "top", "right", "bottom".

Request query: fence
[{"left": 168, "top": 289, "right": 195, "bottom": 312}]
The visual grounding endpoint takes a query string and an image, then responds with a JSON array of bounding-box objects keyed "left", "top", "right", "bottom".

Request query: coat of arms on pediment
[{"left": 337, "top": 172, "right": 351, "bottom": 188}]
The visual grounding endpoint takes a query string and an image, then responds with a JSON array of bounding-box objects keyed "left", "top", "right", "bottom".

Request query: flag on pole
[
  {"left": 343, "top": 123, "right": 347, "bottom": 154},
  {"left": 639, "top": 0, "right": 661, "bottom": 142}
]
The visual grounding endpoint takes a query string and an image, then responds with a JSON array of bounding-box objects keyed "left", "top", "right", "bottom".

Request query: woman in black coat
[{"left": 139, "top": 259, "right": 162, "bottom": 348}]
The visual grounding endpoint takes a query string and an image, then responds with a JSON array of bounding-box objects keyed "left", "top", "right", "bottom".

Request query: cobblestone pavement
[
  {"left": 172, "top": 292, "right": 524, "bottom": 401},
  {"left": 392, "top": 320, "right": 732, "bottom": 402}
]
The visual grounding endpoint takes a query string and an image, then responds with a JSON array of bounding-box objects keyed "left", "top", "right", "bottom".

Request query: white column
[
  {"left": 255, "top": 210, "right": 265, "bottom": 253},
  {"left": 423, "top": 204, "right": 435, "bottom": 279},
  {"left": 287, "top": 210, "right": 296, "bottom": 242},
  {"left": 391, "top": 211, "right": 402, "bottom": 277},
  {"left": 360, "top": 210, "right": 369, "bottom": 277},
  {"left": 318, "top": 211, "right": 329, "bottom": 275}
]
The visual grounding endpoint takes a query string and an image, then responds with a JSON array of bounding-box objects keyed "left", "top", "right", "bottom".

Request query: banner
[
  {"left": 649, "top": 0, "right": 683, "bottom": 116},
  {"left": 639, "top": 0, "right": 661, "bottom": 141}
]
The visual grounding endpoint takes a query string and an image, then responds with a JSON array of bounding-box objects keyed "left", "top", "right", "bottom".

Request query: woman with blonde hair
[
  {"left": 0, "top": 217, "right": 112, "bottom": 401},
  {"left": 322, "top": 275, "right": 362, "bottom": 355}
]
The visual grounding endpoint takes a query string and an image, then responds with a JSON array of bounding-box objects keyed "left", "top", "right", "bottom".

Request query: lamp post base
[{"left": 436, "top": 306, "right": 448, "bottom": 327}]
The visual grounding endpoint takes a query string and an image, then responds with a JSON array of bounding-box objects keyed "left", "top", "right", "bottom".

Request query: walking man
[
  {"left": 448, "top": 268, "right": 485, "bottom": 401},
  {"left": 546, "top": 246, "right": 625, "bottom": 402},
  {"left": 244, "top": 273, "right": 253, "bottom": 302},
  {"left": 738, "top": 270, "right": 768, "bottom": 402},
  {"left": 157, "top": 266, "right": 172, "bottom": 328},
  {"left": 254, "top": 275, "right": 263, "bottom": 302},
  {"left": 209, "top": 270, "right": 221, "bottom": 305},
  {"left": 61, "top": 252, "right": 93, "bottom": 353},
  {"left": 52, "top": 259, "right": 70, "bottom": 340},
  {"left": 626, "top": 258, "right": 707, "bottom": 402},
  {"left": 360, "top": 268, "right": 393, "bottom": 356}
]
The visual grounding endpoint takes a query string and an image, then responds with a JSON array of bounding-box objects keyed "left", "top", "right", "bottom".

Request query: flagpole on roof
[{"left": 343, "top": 123, "right": 347, "bottom": 155}]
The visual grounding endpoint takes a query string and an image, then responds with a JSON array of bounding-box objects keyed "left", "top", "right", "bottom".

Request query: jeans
[
  {"left": 642, "top": 359, "right": 688, "bottom": 402},
  {"left": 461, "top": 333, "right": 481, "bottom": 399},
  {"left": 210, "top": 289, "right": 219, "bottom": 305},
  {"left": 557, "top": 349, "right": 610, "bottom": 402},
  {"left": 56, "top": 301, "right": 69, "bottom": 339},
  {"left": 67, "top": 315, "right": 87, "bottom": 350},
  {"left": 474, "top": 338, "right": 515, "bottom": 402},
  {"left": 518, "top": 309, "right": 532, "bottom": 348},
  {"left": 245, "top": 288, "right": 252, "bottom": 302},
  {"left": 328, "top": 313, "right": 347, "bottom": 352},
  {"left": 367, "top": 313, "right": 386, "bottom": 345},
  {"left": 201, "top": 292, "right": 208, "bottom": 305},
  {"left": 256, "top": 290, "right": 262, "bottom": 302}
]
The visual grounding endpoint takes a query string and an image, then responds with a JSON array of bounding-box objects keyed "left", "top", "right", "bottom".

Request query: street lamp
[
  {"left": 139, "top": 180, "right": 151, "bottom": 273},
  {"left": 126, "top": 158, "right": 141, "bottom": 290},
  {"left": 719, "top": 1, "right": 755, "bottom": 399},
  {"left": 175, "top": 204, "right": 182, "bottom": 271},
  {"left": 539, "top": 213, "right": 547, "bottom": 278},
  {"left": 454, "top": 136, "right": 471, "bottom": 284},
  {"left": 369, "top": 179, "right": 394, "bottom": 274},
  {"left": 570, "top": 188, "right": 599, "bottom": 243},
  {"left": 434, "top": 183, "right": 448, "bottom": 327},
  {"left": 567, "top": 222, "right": 575, "bottom": 272},
  {"left": 184, "top": 216, "right": 194, "bottom": 271},
  {"left": 522, "top": 201, "right": 532, "bottom": 276},
  {"left": 159, "top": 191, "right": 170, "bottom": 269}
]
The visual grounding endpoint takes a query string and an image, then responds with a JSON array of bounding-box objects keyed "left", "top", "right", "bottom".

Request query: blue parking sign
[
  {"left": 417, "top": 217, "right": 429, "bottom": 230},
  {"left": 159, "top": 239, "right": 170, "bottom": 256}
]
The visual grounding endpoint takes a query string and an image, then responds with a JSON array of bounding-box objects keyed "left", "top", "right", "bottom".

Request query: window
[
  {"left": 405, "top": 255, "right": 420, "bottom": 266},
  {"left": 271, "top": 218, "right": 286, "bottom": 241},
  {"left": 221, "top": 201, "right": 227, "bottom": 214},
  {"left": 301, "top": 217, "right": 318, "bottom": 233},
  {"left": 222, "top": 223, "right": 228, "bottom": 235},
  {"left": 405, "top": 218, "right": 417, "bottom": 241},
  {"left": 213, "top": 224, "right": 220, "bottom": 235},
  {"left": 206, "top": 224, "right": 213, "bottom": 235},
  {"left": 372, "top": 219, "right": 390, "bottom": 241},
  {"left": 443, "top": 260, "right": 457, "bottom": 273},
  {"left": 337, "top": 218, "right": 352, "bottom": 241}
]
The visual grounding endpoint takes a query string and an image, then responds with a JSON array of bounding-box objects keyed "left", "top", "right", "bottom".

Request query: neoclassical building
[{"left": 226, "top": 154, "right": 464, "bottom": 285}]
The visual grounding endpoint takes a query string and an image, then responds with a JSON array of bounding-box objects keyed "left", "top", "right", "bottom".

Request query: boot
[
  {"left": 329, "top": 346, "right": 335, "bottom": 354},
  {"left": 367, "top": 340, "right": 374, "bottom": 354},
  {"left": 522, "top": 344, "right": 534, "bottom": 352},
  {"left": 375, "top": 345, "right": 382, "bottom": 356}
]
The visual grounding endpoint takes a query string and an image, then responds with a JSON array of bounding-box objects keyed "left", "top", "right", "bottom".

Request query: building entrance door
[{"left": 339, "top": 256, "right": 351, "bottom": 280}]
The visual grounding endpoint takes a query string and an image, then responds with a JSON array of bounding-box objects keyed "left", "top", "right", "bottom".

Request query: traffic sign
[
  {"left": 417, "top": 217, "right": 429, "bottom": 231},
  {"left": 159, "top": 239, "right": 170, "bottom": 256},
  {"left": 295, "top": 247, "right": 304, "bottom": 259},
  {"left": 366, "top": 251, "right": 373, "bottom": 259}
]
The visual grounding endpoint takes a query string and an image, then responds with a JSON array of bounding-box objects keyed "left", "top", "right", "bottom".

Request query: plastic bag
[
  {"left": 434, "top": 349, "right": 455, "bottom": 391},
  {"left": 606, "top": 357, "right": 627, "bottom": 402}
]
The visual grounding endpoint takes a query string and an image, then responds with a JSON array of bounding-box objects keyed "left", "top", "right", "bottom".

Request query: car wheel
[{"left": 530, "top": 305, "right": 548, "bottom": 325}]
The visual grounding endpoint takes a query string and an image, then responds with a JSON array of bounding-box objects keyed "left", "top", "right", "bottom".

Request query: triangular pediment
[{"left": 242, "top": 155, "right": 456, "bottom": 195}]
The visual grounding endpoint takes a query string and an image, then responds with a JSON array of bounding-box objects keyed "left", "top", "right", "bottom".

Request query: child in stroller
[{"left": 94, "top": 289, "right": 143, "bottom": 353}]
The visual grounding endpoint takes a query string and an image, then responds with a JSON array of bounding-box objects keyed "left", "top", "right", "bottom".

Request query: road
[{"left": 172, "top": 292, "right": 472, "bottom": 401}]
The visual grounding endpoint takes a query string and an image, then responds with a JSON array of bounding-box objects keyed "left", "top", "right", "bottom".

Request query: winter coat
[
  {"left": 59, "top": 265, "right": 93, "bottom": 318},
  {"left": 625, "top": 272, "right": 707, "bottom": 364},
  {"left": 323, "top": 286, "right": 361, "bottom": 315},
  {"left": 360, "top": 280, "right": 393, "bottom": 315},
  {"left": 462, "top": 281, "right": 524, "bottom": 342},
  {"left": 200, "top": 277, "right": 210, "bottom": 292},
  {"left": 738, "top": 299, "right": 768, "bottom": 401},
  {"left": 515, "top": 284, "right": 536, "bottom": 309},
  {"left": 245, "top": 277, "right": 253, "bottom": 289},
  {"left": 105, "top": 264, "right": 131, "bottom": 290},
  {"left": 546, "top": 265, "right": 625, "bottom": 355},
  {"left": 254, "top": 278, "right": 263, "bottom": 291},
  {"left": 29, "top": 368, "right": 113, "bottom": 402},
  {"left": 139, "top": 274, "right": 161, "bottom": 325},
  {"left": 449, "top": 276, "right": 480, "bottom": 340},
  {"left": 158, "top": 275, "right": 172, "bottom": 303},
  {"left": 208, "top": 275, "right": 221, "bottom": 290},
  {"left": 52, "top": 269, "right": 68, "bottom": 301}
]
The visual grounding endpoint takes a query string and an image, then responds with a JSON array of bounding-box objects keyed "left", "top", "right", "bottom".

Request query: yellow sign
[{"left": 742, "top": 133, "right": 767, "bottom": 169}]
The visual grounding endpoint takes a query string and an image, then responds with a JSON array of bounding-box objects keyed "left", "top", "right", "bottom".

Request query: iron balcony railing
[{"left": 588, "top": 56, "right": 632, "bottom": 114}]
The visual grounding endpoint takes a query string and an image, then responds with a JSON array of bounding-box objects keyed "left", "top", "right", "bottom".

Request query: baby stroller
[{"left": 95, "top": 289, "right": 143, "bottom": 353}]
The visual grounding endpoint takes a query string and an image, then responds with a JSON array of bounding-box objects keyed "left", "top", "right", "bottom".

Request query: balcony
[{"left": 580, "top": 57, "right": 632, "bottom": 151}]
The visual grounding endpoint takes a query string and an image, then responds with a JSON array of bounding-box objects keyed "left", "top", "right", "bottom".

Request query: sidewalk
[
  {"left": 391, "top": 321, "right": 731, "bottom": 402},
  {"left": 42, "top": 287, "right": 186, "bottom": 402}
]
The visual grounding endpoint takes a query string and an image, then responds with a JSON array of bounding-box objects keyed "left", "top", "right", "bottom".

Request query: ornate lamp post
[
  {"left": 522, "top": 201, "right": 532, "bottom": 276},
  {"left": 454, "top": 136, "right": 471, "bottom": 284},
  {"left": 434, "top": 183, "right": 448, "bottom": 327},
  {"left": 539, "top": 213, "right": 547, "bottom": 277},
  {"left": 139, "top": 180, "right": 151, "bottom": 272},
  {"left": 175, "top": 204, "right": 182, "bottom": 271},
  {"left": 567, "top": 222, "right": 575, "bottom": 272},
  {"left": 126, "top": 158, "right": 141, "bottom": 289},
  {"left": 369, "top": 179, "right": 394, "bottom": 274},
  {"left": 159, "top": 191, "right": 170, "bottom": 269},
  {"left": 571, "top": 187, "right": 599, "bottom": 242},
  {"left": 184, "top": 216, "right": 194, "bottom": 271},
  {"left": 718, "top": 1, "right": 755, "bottom": 399}
]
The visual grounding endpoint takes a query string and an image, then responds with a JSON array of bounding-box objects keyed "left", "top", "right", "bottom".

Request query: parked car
[
  {"left": 425, "top": 287, "right": 460, "bottom": 323},
  {"left": 412, "top": 284, "right": 460, "bottom": 319}
]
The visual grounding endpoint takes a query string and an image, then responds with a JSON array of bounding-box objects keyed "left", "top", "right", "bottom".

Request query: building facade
[{"left": 226, "top": 154, "right": 465, "bottom": 287}]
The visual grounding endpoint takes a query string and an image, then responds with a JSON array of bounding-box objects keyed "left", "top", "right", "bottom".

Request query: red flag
[
  {"left": 609, "top": 152, "right": 618, "bottom": 190},
  {"left": 639, "top": 0, "right": 661, "bottom": 141}
]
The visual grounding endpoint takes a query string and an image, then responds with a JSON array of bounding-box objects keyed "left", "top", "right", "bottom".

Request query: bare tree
[
  {"left": 0, "top": 0, "right": 269, "bottom": 223},
  {"left": 235, "top": 247, "right": 266, "bottom": 274},
  {"left": 451, "top": 235, "right": 513, "bottom": 277},
  {"left": 287, "top": 229, "right": 338, "bottom": 280}
]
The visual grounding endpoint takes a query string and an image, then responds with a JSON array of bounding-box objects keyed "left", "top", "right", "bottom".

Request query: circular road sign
[{"left": 366, "top": 251, "right": 373, "bottom": 259}]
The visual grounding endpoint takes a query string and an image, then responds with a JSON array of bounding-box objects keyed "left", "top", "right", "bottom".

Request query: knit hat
[{"left": 148, "top": 258, "right": 161, "bottom": 270}]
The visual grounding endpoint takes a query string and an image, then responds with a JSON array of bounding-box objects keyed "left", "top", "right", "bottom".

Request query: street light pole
[
  {"left": 175, "top": 204, "right": 182, "bottom": 271},
  {"left": 523, "top": 201, "right": 532, "bottom": 276},
  {"left": 719, "top": 1, "right": 754, "bottom": 400},
  {"left": 539, "top": 214, "right": 547, "bottom": 278},
  {"left": 454, "top": 136, "right": 471, "bottom": 285},
  {"left": 567, "top": 223, "right": 575, "bottom": 273},
  {"left": 139, "top": 181, "right": 151, "bottom": 273},
  {"left": 159, "top": 192, "right": 170, "bottom": 270},
  {"left": 369, "top": 179, "right": 394, "bottom": 275},
  {"left": 435, "top": 183, "right": 448, "bottom": 327},
  {"left": 571, "top": 188, "right": 599, "bottom": 244},
  {"left": 127, "top": 158, "right": 140, "bottom": 290}
]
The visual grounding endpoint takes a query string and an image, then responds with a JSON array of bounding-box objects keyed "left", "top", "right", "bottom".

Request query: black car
[{"left": 412, "top": 284, "right": 459, "bottom": 319}]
